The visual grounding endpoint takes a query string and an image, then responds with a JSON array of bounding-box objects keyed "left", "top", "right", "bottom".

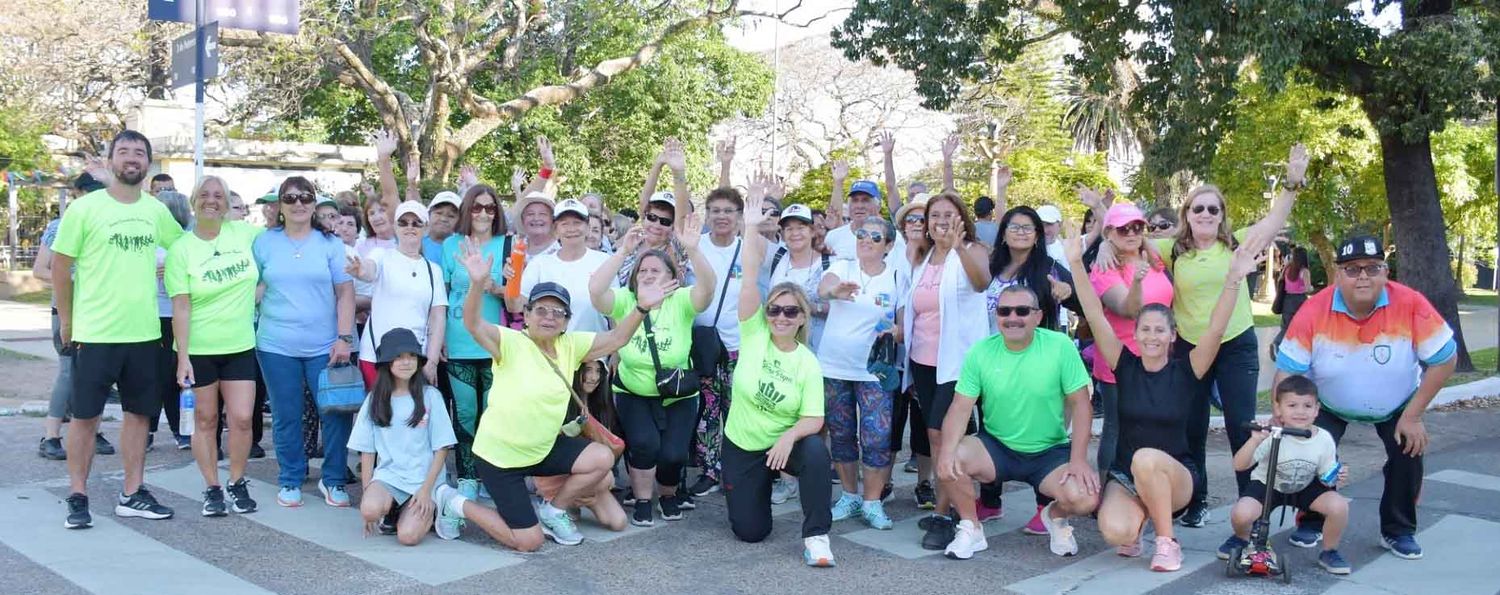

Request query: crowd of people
[{"left": 34, "top": 128, "right": 1456, "bottom": 573}]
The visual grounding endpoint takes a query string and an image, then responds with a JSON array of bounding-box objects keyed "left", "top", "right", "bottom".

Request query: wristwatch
[{"left": 338, "top": 334, "right": 356, "bottom": 346}]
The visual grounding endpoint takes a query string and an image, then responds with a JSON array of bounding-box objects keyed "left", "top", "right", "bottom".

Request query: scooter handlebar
[{"left": 1243, "top": 421, "right": 1313, "bottom": 439}]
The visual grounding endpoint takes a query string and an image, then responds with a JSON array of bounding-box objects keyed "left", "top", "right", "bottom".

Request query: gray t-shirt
[{"left": 348, "top": 385, "right": 457, "bottom": 496}]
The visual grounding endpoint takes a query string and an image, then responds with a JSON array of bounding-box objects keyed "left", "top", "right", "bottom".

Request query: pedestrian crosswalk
[{"left": 3, "top": 464, "right": 1499, "bottom": 594}]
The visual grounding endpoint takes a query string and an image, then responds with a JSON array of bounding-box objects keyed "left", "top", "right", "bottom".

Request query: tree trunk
[
  {"left": 1378, "top": 131, "right": 1474, "bottom": 372},
  {"left": 1307, "top": 228, "right": 1338, "bottom": 285}
]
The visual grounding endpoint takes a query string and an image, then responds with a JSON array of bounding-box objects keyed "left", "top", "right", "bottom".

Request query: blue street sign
[
  {"left": 148, "top": 0, "right": 300, "bottom": 35},
  {"left": 171, "top": 23, "right": 219, "bottom": 89}
]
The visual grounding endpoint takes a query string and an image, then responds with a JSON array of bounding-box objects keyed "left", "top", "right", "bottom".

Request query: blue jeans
[
  {"left": 257, "top": 350, "right": 352, "bottom": 489},
  {"left": 1179, "top": 327, "right": 1260, "bottom": 503}
]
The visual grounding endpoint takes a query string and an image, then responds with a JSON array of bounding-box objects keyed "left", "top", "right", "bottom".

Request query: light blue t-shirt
[
  {"left": 347, "top": 385, "right": 456, "bottom": 496},
  {"left": 441, "top": 234, "right": 509, "bottom": 360},
  {"left": 253, "top": 228, "right": 352, "bottom": 357},
  {"left": 422, "top": 235, "right": 444, "bottom": 265}
]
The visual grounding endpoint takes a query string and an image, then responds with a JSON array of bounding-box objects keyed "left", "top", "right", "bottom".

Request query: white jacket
[{"left": 902, "top": 245, "right": 990, "bottom": 389}]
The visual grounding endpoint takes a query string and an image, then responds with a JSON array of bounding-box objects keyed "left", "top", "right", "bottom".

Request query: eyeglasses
[
  {"left": 1148, "top": 221, "right": 1173, "bottom": 232},
  {"left": 1341, "top": 263, "right": 1387, "bottom": 278},
  {"left": 644, "top": 212, "right": 673, "bottom": 226},
  {"left": 1114, "top": 222, "right": 1145, "bottom": 236},
  {"left": 763, "top": 209, "right": 781, "bottom": 218},
  {"left": 1006, "top": 223, "right": 1036, "bottom": 235},
  {"left": 528, "top": 305, "right": 571, "bottom": 319},
  {"left": 854, "top": 229, "right": 887, "bottom": 243},
  {"left": 708, "top": 208, "right": 740, "bottom": 216},
  {"left": 766, "top": 304, "right": 803, "bottom": 318},
  {"left": 280, "top": 192, "right": 316, "bottom": 205},
  {"left": 904, "top": 214, "right": 925, "bottom": 224},
  {"left": 396, "top": 218, "right": 423, "bottom": 228},
  {"left": 1190, "top": 204, "right": 1221, "bottom": 216},
  {"left": 995, "top": 305, "right": 1036, "bottom": 318},
  {"left": 470, "top": 203, "right": 497, "bottom": 215}
]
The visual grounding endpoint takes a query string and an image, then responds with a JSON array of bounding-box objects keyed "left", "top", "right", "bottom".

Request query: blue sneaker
[
  {"left": 830, "top": 493, "right": 861, "bottom": 522},
  {"left": 1381, "top": 534, "right": 1423, "bottom": 559},
  {"left": 457, "top": 478, "right": 480, "bottom": 501},
  {"left": 1319, "top": 549, "right": 1351, "bottom": 574},
  {"left": 1217, "top": 535, "right": 1250, "bottom": 560},
  {"left": 1288, "top": 525, "right": 1322, "bottom": 548},
  {"left": 861, "top": 500, "right": 894, "bottom": 530},
  {"left": 276, "top": 486, "right": 302, "bottom": 507},
  {"left": 318, "top": 482, "right": 350, "bottom": 507}
]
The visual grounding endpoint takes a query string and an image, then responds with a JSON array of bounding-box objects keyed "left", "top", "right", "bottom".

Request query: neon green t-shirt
[
  {"left": 1154, "top": 228, "right": 1252, "bottom": 345},
  {"left": 164, "top": 221, "right": 264, "bottom": 355},
  {"left": 609, "top": 286, "right": 698, "bottom": 400},
  {"left": 472, "top": 326, "right": 596, "bottom": 468},
  {"left": 51, "top": 189, "right": 185, "bottom": 343},
  {"left": 725, "top": 310, "right": 825, "bottom": 452},
  {"left": 955, "top": 328, "right": 1090, "bottom": 454}
]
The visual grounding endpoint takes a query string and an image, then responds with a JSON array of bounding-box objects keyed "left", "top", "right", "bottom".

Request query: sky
[{"left": 723, "top": 0, "right": 853, "bottom": 53}]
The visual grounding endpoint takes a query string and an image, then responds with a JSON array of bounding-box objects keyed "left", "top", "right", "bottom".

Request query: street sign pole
[{"left": 194, "top": 0, "right": 206, "bottom": 181}]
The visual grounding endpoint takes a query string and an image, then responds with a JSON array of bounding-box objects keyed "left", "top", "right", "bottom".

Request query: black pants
[
  {"left": 723, "top": 435, "right": 832, "bottom": 542},
  {"left": 1299, "top": 408, "right": 1421, "bottom": 537},
  {"left": 890, "top": 384, "right": 931, "bottom": 457},
  {"left": 1096, "top": 382, "right": 1119, "bottom": 477},
  {"left": 150, "top": 318, "right": 180, "bottom": 435},
  {"left": 1181, "top": 328, "right": 1260, "bottom": 503},
  {"left": 617, "top": 391, "right": 699, "bottom": 487}
]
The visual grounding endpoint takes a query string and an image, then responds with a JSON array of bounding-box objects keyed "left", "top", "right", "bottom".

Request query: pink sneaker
[
  {"left": 976, "top": 498, "right": 1002, "bottom": 523},
  {"left": 1117, "top": 538, "right": 1143, "bottom": 558},
  {"left": 1023, "top": 504, "right": 1047, "bottom": 535},
  {"left": 1150, "top": 536, "right": 1183, "bottom": 572}
]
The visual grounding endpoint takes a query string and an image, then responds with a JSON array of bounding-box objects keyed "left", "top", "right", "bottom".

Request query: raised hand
[
  {"left": 744, "top": 171, "right": 772, "bottom": 227},
  {"left": 715, "top": 137, "right": 736, "bottom": 164},
  {"left": 460, "top": 238, "right": 494, "bottom": 284},
  {"left": 1077, "top": 184, "right": 1106, "bottom": 211},
  {"left": 831, "top": 159, "right": 849, "bottom": 181},
  {"left": 372, "top": 130, "right": 398, "bottom": 159},
  {"left": 996, "top": 164, "right": 1013, "bottom": 189},
  {"left": 1285, "top": 143, "right": 1309, "bottom": 187},
  {"left": 766, "top": 175, "right": 787, "bottom": 201},
  {"left": 459, "top": 164, "right": 479, "bottom": 190},
  {"left": 1049, "top": 273, "right": 1072, "bottom": 302},
  {"left": 344, "top": 255, "right": 365, "bottom": 280},
  {"left": 406, "top": 152, "right": 421, "bottom": 183},
  {"left": 929, "top": 215, "right": 959, "bottom": 249},
  {"left": 83, "top": 154, "right": 112, "bottom": 185},
  {"left": 662, "top": 138, "right": 686, "bottom": 174},
  {"left": 510, "top": 167, "right": 526, "bottom": 196},
  {"left": 677, "top": 212, "right": 703, "bottom": 250},
  {"left": 1228, "top": 243, "right": 1266, "bottom": 281},
  {"left": 537, "top": 136, "right": 556, "bottom": 170},
  {"left": 877, "top": 130, "right": 895, "bottom": 155},
  {"left": 637, "top": 275, "right": 681, "bottom": 311},
  {"left": 941, "top": 133, "right": 961, "bottom": 160},
  {"left": 619, "top": 223, "right": 647, "bottom": 254},
  {"left": 1061, "top": 221, "right": 1086, "bottom": 265}
]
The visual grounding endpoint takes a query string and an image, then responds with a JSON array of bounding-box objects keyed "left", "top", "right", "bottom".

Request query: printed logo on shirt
[
  {"left": 108, "top": 232, "right": 156, "bottom": 253},
  {"left": 753, "top": 380, "right": 787, "bottom": 411},
  {"left": 201, "top": 259, "right": 252, "bottom": 284},
  {"left": 1274, "top": 459, "right": 1318, "bottom": 494},
  {"left": 1372, "top": 344, "right": 1391, "bottom": 365},
  {"left": 631, "top": 333, "right": 673, "bottom": 353},
  {"left": 873, "top": 292, "right": 894, "bottom": 308},
  {"left": 730, "top": 263, "right": 743, "bottom": 279}
]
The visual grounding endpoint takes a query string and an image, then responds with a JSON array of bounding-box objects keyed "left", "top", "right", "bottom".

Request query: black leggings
[
  {"left": 616, "top": 391, "right": 699, "bottom": 488},
  {"left": 889, "top": 384, "right": 931, "bottom": 457},
  {"left": 723, "top": 435, "right": 832, "bottom": 542}
]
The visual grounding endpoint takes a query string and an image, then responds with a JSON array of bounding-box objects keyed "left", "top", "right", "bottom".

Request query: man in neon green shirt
[{"left": 52, "top": 130, "right": 185, "bottom": 530}]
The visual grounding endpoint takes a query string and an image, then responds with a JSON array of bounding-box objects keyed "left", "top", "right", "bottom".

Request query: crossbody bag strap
[
  {"left": 641, "top": 311, "right": 666, "bottom": 377},
  {"left": 709, "top": 240, "right": 742, "bottom": 327},
  {"left": 541, "top": 352, "right": 592, "bottom": 417}
]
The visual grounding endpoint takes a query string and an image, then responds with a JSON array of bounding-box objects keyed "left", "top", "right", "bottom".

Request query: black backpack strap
[
  {"left": 769, "top": 246, "right": 788, "bottom": 278},
  {"left": 821, "top": 252, "right": 831, "bottom": 271}
]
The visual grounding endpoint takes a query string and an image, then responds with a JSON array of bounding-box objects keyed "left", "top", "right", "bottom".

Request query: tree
[{"left": 833, "top": 1, "right": 1500, "bottom": 371}]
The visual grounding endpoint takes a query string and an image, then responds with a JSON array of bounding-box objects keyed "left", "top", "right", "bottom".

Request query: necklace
[{"left": 286, "top": 232, "right": 312, "bottom": 259}]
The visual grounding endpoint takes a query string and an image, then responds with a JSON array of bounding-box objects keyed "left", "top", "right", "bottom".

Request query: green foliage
[
  {"left": 784, "top": 148, "right": 871, "bottom": 213},
  {"left": 1432, "top": 119, "right": 1498, "bottom": 247},
  {"left": 0, "top": 106, "right": 50, "bottom": 174}
]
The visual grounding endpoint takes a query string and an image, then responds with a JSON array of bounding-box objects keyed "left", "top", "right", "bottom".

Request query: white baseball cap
[
  {"left": 1036, "top": 204, "right": 1063, "bottom": 223},
  {"left": 394, "top": 200, "right": 429, "bottom": 224},
  {"left": 779, "top": 204, "right": 814, "bottom": 225},
  {"left": 553, "top": 198, "right": 589, "bottom": 221},
  {"left": 430, "top": 191, "right": 461, "bottom": 212},
  {"left": 649, "top": 191, "right": 676, "bottom": 208}
]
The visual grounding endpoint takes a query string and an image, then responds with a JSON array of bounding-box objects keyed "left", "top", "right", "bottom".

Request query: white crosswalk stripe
[
  {"left": 1323, "top": 515, "right": 1500, "bottom": 595},
  {"left": 1426, "top": 469, "right": 1500, "bottom": 493},
  {"left": 842, "top": 488, "right": 1035, "bottom": 559}
]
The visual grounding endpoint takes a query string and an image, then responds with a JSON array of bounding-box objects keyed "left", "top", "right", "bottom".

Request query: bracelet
[
  {"left": 636, "top": 305, "right": 650, "bottom": 315},
  {"left": 539, "top": 167, "right": 554, "bottom": 180}
]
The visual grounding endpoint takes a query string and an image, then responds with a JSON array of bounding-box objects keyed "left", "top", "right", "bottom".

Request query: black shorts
[
  {"left": 71, "top": 340, "right": 161, "bottom": 419},
  {"left": 189, "top": 349, "right": 259, "bottom": 387},
  {"left": 1241, "top": 479, "right": 1332, "bottom": 511},
  {"left": 474, "top": 435, "right": 590, "bottom": 530},
  {"left": 911, "top": 362, "right": 968, "bottom": 431},
  {"left": 978, "top": 431, "right": 1070, "bottom": 491}
]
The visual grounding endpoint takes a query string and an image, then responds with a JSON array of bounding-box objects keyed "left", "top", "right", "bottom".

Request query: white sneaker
[
  {"left": 1039, "top": 502, "right": 1078, "bottom": 556},
  {"left": 770, "top": 478, "right": 799, "bottom": 505},
  {"left": 803, "top": 534, "right": 835, "bottom": 567},
  {"left": 433, "top": 484, "right": 463, "bottom": 540},
  {"left": 944, "top": 519, "right": 989, "bottom": 560}
]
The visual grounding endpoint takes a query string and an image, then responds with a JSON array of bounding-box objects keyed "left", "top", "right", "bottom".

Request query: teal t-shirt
[
  {"left": 442, "top": 234, "right": 509, "bottom": 360},
  {"left": 610, "top": 286, "right": 698, "bottom": 399},
  {"left": 956, "top": 328, "right": 1091, "bottom": 453}
]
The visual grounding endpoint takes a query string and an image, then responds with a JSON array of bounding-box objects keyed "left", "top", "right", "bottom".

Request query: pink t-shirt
[
  {"left": 1088, "top": 262, "right": 1174, "bottom": 383},
  {"left": 1283, "top": 270, "right": 1308, "bottom": 294},
  {"left": 910, "top": 264, "right": 943, "bottom": 367}
]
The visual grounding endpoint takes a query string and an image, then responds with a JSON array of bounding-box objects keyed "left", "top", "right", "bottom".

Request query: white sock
[
  {"left": 539, "top": 500, "right": 565, "bottom": 519},
  {"left": 842, "top": 491, "right": 860, "bottom": 501},
  {"left": 863, "top": 499, "right": 880, "bottom": 507},
  {"left": 446, "top": 493, "right": 469, "bottom": 519}
]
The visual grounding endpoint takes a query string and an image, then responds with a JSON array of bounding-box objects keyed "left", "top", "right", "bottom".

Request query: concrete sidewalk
[{"left": 0, "top": 300, "right": 53, "bottom": 361}]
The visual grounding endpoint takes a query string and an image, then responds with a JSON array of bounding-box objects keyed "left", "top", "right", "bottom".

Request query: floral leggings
[
  {"left": 825, "top": 378, "right": 894, "bottom": 468},
  {"left": 692, "top": 353, "right": 738, "bottom": 481}
]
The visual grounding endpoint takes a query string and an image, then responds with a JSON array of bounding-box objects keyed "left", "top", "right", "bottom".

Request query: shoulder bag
[
  {"left": 542, "top": 352, "right": 625, "bottom": 458},
  {"left": 644, "top": 312, "right": 701, "bottom": 398},
  {"left": 691, "top": 240, "right": 740, "bottom": 376}
]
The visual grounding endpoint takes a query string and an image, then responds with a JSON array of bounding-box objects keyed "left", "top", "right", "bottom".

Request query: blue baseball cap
[{"left": 848, "top": 180, "right": 881, "bottom": 200}]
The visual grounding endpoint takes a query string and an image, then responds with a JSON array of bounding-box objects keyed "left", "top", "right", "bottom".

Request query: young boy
[{"left": 1218, "top": 375, "right": 1351, "bottom": 575}]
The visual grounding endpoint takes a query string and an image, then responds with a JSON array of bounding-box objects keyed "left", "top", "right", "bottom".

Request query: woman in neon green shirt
[
  {"left": 588, "top": 214, "right": 715, "bottom": 527},
  {"left": 165, "top": 175, "right": 264, "bottom": 517},
  {"left": 723, "top": 177, "right": 834, "bottom": 568}
]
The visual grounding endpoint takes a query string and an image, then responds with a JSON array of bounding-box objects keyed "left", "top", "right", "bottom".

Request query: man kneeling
[{"left": 937, "top": 285, "right": 1099, "bottom": 560}]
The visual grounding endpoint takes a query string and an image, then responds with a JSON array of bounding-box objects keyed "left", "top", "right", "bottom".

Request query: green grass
[
  {"left": 1251, "top": 299, "right": 1280, "bottom": 328},
  {"left": 0, "top": 346, "right": 41, "bottom": 361},
  {"left": 8, "top": 289, "right": 52, "bottom": 305},
  {"left": 1462, "top": 287, "right": 1497, "bottom": 307},
  {"left": 1446, "top": 346, "right": 1498, "bottom": 388}
]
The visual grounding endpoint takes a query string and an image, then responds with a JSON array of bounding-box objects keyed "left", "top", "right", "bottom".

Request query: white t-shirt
[
  {"left": 767, "top": 247, "right": 830, "bottom": 349},
  {"left": 693, "top": 234, "right": 745, "bottom": 351},
  {"left": 826, "top": 221, "right": 908, "bottom": 272},
  {"left": 1250, "top": 427, "right": 1338, "bottom": 494},
  {"left": 358, "top": 247, "right": 448, "bottom": 362},
  {"left": 347, "top": 386, "right": 456, "bottom": 498},
  {"left": 519, "top": 248, "right": 611, "bottom": 332},
  {"left": 818, "top": 259, "right": 906, "bottom": 381}
]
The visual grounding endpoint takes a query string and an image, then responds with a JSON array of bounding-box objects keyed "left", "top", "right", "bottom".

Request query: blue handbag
[{"left": 316, "top": 363, "right": 366, "bottom": 415}]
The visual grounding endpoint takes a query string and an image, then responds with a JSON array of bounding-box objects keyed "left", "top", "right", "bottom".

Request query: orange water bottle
[{"left": 505, "top": 237, "right": 527, "bottom": 299}]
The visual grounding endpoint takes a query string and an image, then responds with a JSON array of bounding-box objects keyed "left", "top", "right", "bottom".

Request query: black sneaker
[
  {"left": 631, "top": 499, "right": 654, "bottom": 527},
  {"left": 226, "top": 478, "right": 257, "bottom": 514},
  {"left": 94, "top": 433, "right": 115, "bottom": 455},
  {"left": 115, "top": 487, "right": 174, "bottom": 520},
  {"left": 920, "top": 515, "right": 955, "bottom": 550},
  {"left": 201, "top": 486, "right": 228, "bottom": 517},
  {"left": 38, "top": 437, "right": 66, "bottom": 460},
  {"left": 689, "top": 475, "right": 720, "bottom": 497},
  {"left": 676, "top": 492, "right": 696, "bottom": 510},
  {"left": 64, "top": 493, "right": 92, "bottom": 529},
  {"left": 378, "top": 503, "right": 401, "bottom": 535},
  {"left": 249, "top": 444, "right": 266, "bottom": 459},
  {"left": 659, "top": 495, "right": 684, "bottom": 521},
  {"left": 1178, "top": 498, "right": 1209, "bottom": 528},
  {"left": 881, "top": 482, "right": 894, "bottom": 502},
  {"left": 914, "top": 480, "right": 936, "bottom": 510}
]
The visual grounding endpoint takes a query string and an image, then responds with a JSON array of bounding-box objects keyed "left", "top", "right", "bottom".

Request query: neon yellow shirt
[
  {"left": 472, "top": 327, "right": 596, "bottom": 468},
  {"left": 164, "top": 221, "right": 264, "bottom": 354},
  {"left": 725, "top": 310, "right": 825, "bottom": 451},
  {"left": 51, "top": 189, "right": 184, "bottom": 343},
  {"left": 609, "top": 286, "right": 698, "bottom": 400},
  {"left": 1155, "top": 228, "right": 1253, "bottom": 345}
]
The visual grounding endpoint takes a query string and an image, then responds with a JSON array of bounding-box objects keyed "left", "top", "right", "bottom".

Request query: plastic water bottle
[{"left": 178, "top": 388, "right": 195, "bottom": 436}]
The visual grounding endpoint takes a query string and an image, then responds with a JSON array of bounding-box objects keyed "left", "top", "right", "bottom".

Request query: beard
[{"left": 114, "top": 165, "right": 146, "bottom": 186}]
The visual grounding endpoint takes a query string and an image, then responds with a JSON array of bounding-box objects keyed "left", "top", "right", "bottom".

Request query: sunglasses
[
  {"left": 995, "top": 305, "right": 1036, "bottom": 318},
  {"left": 904, "top": 214, "right": 926, "bottom": 224},
  {"left": 528, "top": 305, "right": 571, "bottom": 319},
  {"left": 396, "top": 218, "right": 424, "bottom": 228},
  {"left": 854, "top": 229, "right": 887, "bottom": 243},
  {"left": 1341, "top": 263, "right": 1387, "bottom": 278},
  {"left": 1148, "top": 221, "right": 1172, "bottom": 232},
  {"left": 280, "top": 192, "right": 316, "bottom": 205},
  {"left": 766, "top": 304, "right": 803, "bottom": 319},
  {"left": 1190, "top": 204, "right": 1222, "bottom": 216},
  {"left": 470, "top": 203, "right": 498, "bottom": 215},
  {"left": 1114, "top": 222, "right": 1146, "bottom": 236},
  {"left": 1006, "top": 223, "right": 1036, "bottom": 235},
  {"left": 644, "top": 212, "right": 673, "bottom": 226}
]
